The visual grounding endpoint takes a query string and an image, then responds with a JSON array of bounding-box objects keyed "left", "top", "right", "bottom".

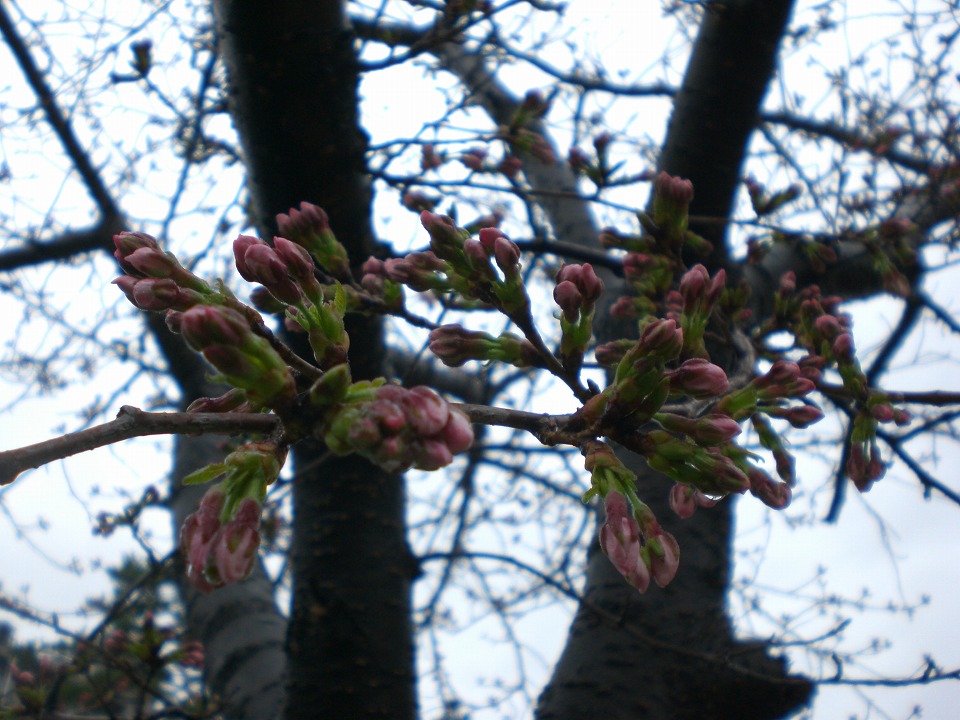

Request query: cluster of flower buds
[
  {"left": 672, "top": 264, "right": 726, "bottom": 358},
  {"left": 180, "top": 441, "right": 284, "bottom": 592},
  {"left": 113, "top": 232, "right": 220, "bottom": 312},
  {"left": 668, "top": 482, "right": 718, "bottom": 519},
  {"left": 178, "top": 305, "right": 296, "bottom": 410},
  {"left": 649, "top": 171, "right": 695, "bottom": 252},
  {"left": 583, "top": 441, "right": 679, "bottom": 592},
  {"left": 428, "top": 324, "right": 543, "bottom": 368},
  {"left": 640, "top": 429, "right": 750, "bottom": 496},
  {"left": 418, "top": 213, "right": 531, "bottom": 321},
  {"left": 275, "top": 202, "right": 352, "bottom": 282},
  {"left": 553, "top": 263, "right": 604, "bottom": 371},
  {"left": 316, "top": 372, "right": 474, "bottom": 473},
  {"left": 605, "top": 319, "right": 685, "bottom": 422},
  {"left": 234, "top": 234, "right": 349, "bottom": 368}
]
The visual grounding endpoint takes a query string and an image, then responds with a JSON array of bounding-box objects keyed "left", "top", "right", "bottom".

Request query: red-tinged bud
[
  {"left": 815, "top": 314, "right": 843, "bottom": 339},
  {"left": 429, "top": 325, "right": 494, "bottom": 366},
  {"left": 553, "top": 280, "right": 583, "bottom": 322},
  {"left": 779, "top": 271, "right": 796, "bottom": 295},
  {"left": 273, "top": 236, "right": 315, "bottom": 281},
  {"left": 124, "top": 246, "right": 179, "bottom": 278},
  {"left": 599, "top": 491, "right": 649, "bottom": 592},
  {"left": 402, "top": 386, "right": 450, "bottom": 436},
  {"left": 833, "top": 333, "right": 855, "bottom": 362},
  {"left": 186, "top": 388, "right": 249, "bottom": 414},
  {"left": 165, "top": 310, "right": 183, "bottom": 334},
  {"left": 747, "top": 467, "right": 792, "bottom": 509},
  {"left": 421, "top": 211, "right": 468, "bottom": 258},
  {"left": 417, "top": 439, "right": 454, "bottom": 471},
  {"left": 477, "top": 227, "right": 506, "bottom": 252},
  {"left": 871, "top": 403, "right": 894, "bottom": 422},
  {"left": 421, "top": 143, "right": 444, "bottom": 171},
  {"left": 648, "top": 530, "right": 680, "bottom": 588},
  {"left": 669, "top": 483, "right": 698, "bottom": 519},
  {"left": 461, "top": 148, "right": 487, "bottom": 171},
  {"left": 213, "top": 499, "right": 261, "bottom": 585},
  {"left": 180, "top": 305, "right": 248, "bottom": 349},
  {"left": 568, "top": 146, "right": 590, "bottom": 173},
  {"left": 893, "top": 408, "right": 911, "bottom": 426},
  {"left": 666, "top": 358, "right": 729, "bottom": 398},
  {"left": 783, "top": 405, "right": 823, "bottom": 430},
  {"left": 114, "top": 232, "right": 161, "bottom": 275},
  {"left": 639, "top": 318, "right": 684, "bottom": 359},
  {"left": 609, "top": 296, "right": 640, "bottom": 318},
  {"left": 594, "top": 339, "right": 634, "bottom": 367},
  {"left": 439, "top": 408, "right": 474, "bottom": 454},
  {"left": 233, "top": 235, "right": 266, "bottom": 281},
  {"left": 493, "top": 236, "right": 522, "bottom": 275},
  {"left": 498, "top": 155, "right": 523, "bottom": 178},
  {"left": 679, "top": 264, "right": 708, "bottom": 311},
  {"left": 402, "top": 190, "right": 436, "bottom": 212}
]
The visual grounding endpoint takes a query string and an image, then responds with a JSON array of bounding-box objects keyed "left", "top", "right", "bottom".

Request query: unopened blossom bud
[
  {"left": 420, "top": 211, "right": 469, "bottom": 261},
  {"left": 491, "top": 235, "right": 522, "bottom": 276},
  {"left": 568, "top": 147, "right": 590, "bottom": 173},
  {"left": 679, "top": 264, "right": 708, "bottom": 312},
  {"left": 461, "top": 148, "right": 487, "bottom": 171},
  {"left": 666, "top": 358, "right": 729, "bottom": 398},
  {"left": 594, "top": 339, "right": 634, "bottom": 367},
  {"left": 401, "top": 386, "right": 450, "bottom": 436},
  {"left": 871, "top": 403, "right": 894, "bottom": 422},
  {"left": 180, "top": 305, "right": 247, "bottom": 350},
  {"left": 273, "top": 236, "right": 316, "bottom": 282},
  {"left": 638, "top": 318, "right": 684, "bottom": 360},
  {"left": 783, "top": 403, "right": 824, "bottom": 428},
  {"left": 437, "top": 408, "right": 474, "bottom": 454},
  {"left": 668, "top": 483, "right": 718, "bottom": 519},
  {"left": 429, "top": 325, "right": 495, "bottom": 366},
  {"left": 652, "top": 172, "right": 694, "bottom": 240},
  {"left": 553, "top": 280, "right": 583, "bottom": 322},
  {"left": 421, "top": 143, "right": 444, "bottom": 171},
  {"left": 234, "top": 238, "right": 302, "bottom": 305},
  {"left": 647, "top": 529, "right": 680, "bottom": 588},
  {"left": 833, "top": 333, "right": 855, "bottom": 362},
  {"left": 599, "top": 491, "right": 649, "bottom": 592},
  {"left": 113, "top": 231, "right": 162, "bottom": 275},
  {"left": 747, "top": 467, "right": 792, "bottom": 509},
  {"left": 815, "top": 314, "right": 843, "bottom": 340},
  {"left": 497, "top": 155, "right": 523, "bottom": 178},
  {"left": 276, "top": 203, "right": 352, "bottom": 280},
  {"left": 213, "top": 498, "right": 261, "bottom": 585},
  {"left": 124, "top": 245, "right": 179, "bottom": 279}
]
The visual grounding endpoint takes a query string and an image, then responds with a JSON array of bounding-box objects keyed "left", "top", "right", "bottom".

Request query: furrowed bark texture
[
  {"left": 213, "top": 2, "right": 416, "bottom": 718},
  {"left": 537, "top": 1, "right": 814, "bottom": 718}
]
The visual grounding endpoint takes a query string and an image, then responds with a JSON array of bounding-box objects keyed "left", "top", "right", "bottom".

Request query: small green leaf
[{"left": 182, "top": 463, "right": 226, "bottom": 486}]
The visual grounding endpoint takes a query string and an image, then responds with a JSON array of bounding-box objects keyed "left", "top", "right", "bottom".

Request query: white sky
[{"left": 1, "top": 1, "right": 959, "bottom": 719}]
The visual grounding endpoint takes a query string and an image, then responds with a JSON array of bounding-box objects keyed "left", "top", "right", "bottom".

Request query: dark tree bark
[{"left": 212, "top": 2, "right": 416, "bottom": 718}]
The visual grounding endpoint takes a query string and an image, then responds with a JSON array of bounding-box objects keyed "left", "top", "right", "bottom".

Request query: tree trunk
[{"left": 213, "top": 2, "right": 417, "bottom": 717}]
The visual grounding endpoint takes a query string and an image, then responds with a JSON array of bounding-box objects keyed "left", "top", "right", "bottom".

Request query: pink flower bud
[
  {"left": 599, "top": 491, "right": 648, "bottom": 591},
  {"left": 114, "top": 231, "right": 161, "bottom": 275},
  {"left": 273, "top": 236, "right": 316, "bottom": 281},
  {"left": 213, "top": 499, "right": 261, "bottom": 585},
  {"left": 460, "top": 147, "right": 487, "bottom": 171},
  {"left": 124, "top": 246, "right": 178, "bottom": 278},
  {"left": 639, "top": 318, "right": 684, "bottom": 359},
  {"left": 497, "top": 155, "right": 523, "bottom": 178},
  {"left": 833, "top": 333, "right": 855, "bottom": 362},
  {"left": 402, "top": 386, "right": 450, "bottom": 437},
  {"left": 669, "top": 483, "right": 698, "bottom": 519},
  {"left": 438, "top": 409, "right": 474, "bottom": 454},
  {"left": 553, "top": 280, "right": 583, "bottom": 322},
  {"left": 180, "top": 305, "right": 249, "bottom": 349},
  {"left": 416, "top": 439, "right": 454, "bottom": 471},
  {"left": 815, "top": 314, "right": 843, "bottom": 339},
  {"left": 784, "top": 404, "right": 824, "bottom": 428},
  {"left": 748, "top": 468, "right": 792, "bottom": 509},
  {"left": 649, "top": 530, "right": 680, "bottom": 588},
  {"left": 666, "top": 358, "right": 729, "bottom": 398}
]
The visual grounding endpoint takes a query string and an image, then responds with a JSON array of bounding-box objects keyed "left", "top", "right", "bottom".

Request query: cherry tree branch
[{"left": 0, "top": 406, "right": 281, "bottom": 486}]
